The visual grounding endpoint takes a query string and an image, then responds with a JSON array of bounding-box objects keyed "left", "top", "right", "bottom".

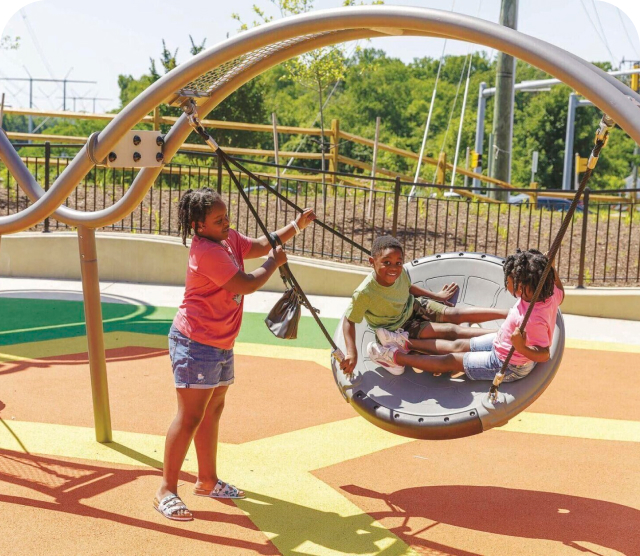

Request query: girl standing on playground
[{"left": 154, "top": 188, "right": 315, "bottom": 521}]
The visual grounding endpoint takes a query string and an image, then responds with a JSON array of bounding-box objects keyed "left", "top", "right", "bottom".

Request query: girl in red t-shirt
[{"left": 154, "top": 188, "right": 315, "bottom": 521}]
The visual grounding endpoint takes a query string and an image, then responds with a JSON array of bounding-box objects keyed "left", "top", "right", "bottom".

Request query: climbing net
[{"left": 176, "top": 31, "right": 337, "bottom": 100}]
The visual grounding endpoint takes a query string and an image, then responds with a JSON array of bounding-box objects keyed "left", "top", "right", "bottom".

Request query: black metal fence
[{"left": 3, "top": 142, "right": 640, "bottom": 287}]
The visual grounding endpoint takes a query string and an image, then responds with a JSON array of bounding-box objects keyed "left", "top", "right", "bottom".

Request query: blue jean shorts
[
  {"left": 463, "top": 333, "right": 535, "bottom": 382},
  {"left": 168, "top": 324, "right": 235, "bottom": 389}
]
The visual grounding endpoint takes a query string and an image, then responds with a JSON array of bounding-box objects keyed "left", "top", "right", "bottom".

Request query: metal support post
[
  {"left": 562, "top": 93, "right": 579, "bottom": 191},
  {"left": 490, "top": 0, "right": 518, "bottom": 200},
  {"left": 487, "top": 133, "right": 495, "bottom": 180},
  {"left": 77, "top": 226, "right": 112, "bottom": 443}
]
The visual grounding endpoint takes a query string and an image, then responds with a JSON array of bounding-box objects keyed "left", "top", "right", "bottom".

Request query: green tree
[
  {"left": 116, "top": 39, "right": 268, "bottom": 153},
  {"left": 233, "top": 0, "right": 383, "bottom": 180}
]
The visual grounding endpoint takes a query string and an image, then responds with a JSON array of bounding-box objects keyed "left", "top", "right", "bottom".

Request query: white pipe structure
[
  {"left": 472, "top": 67, "right": 640, "bottom": 189},
  {"left": 450, "top": 50, "right": 473, "bottom": 191},
  {"left": 1, "top": 6, "right": 640, "bottom": 441},
  {"left": 408, "top": 37, "right": 449, "bottom": 200}
]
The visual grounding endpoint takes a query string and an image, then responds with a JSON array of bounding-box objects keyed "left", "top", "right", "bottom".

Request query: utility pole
[
  {"left": 490, "top": 0, "right": 518, "bottom": 200},
  {"left": 57, "top": 95, "right": 111, "bottom": 113},
  {"left": 0, "top": 76, "right": 96, "bottom": 115}
]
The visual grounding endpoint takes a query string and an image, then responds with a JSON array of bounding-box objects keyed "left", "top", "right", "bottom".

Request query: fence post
[
  {"left": 153, "top": 106, "right": 161, "bottom": 131},
  {"left": 44, "top": 141, "right": 51, "bottom": 233},
  {"left": 329, "top": 118, "right": 340, "bottom": 184},
  {"left": 529, "top": 181, "right": 538, "bottom": 208},
  {"left": 577, "top": 187, "right": 590, "bottom": 288},
  {"left": 392, "top": 176, "right": 401, "bottom": 237},
  {"left": 436, "top": 152, "right": 447, "bottom": 185},
  {"left": 216, "top": 153, "right": 223, "bottom": 194}
]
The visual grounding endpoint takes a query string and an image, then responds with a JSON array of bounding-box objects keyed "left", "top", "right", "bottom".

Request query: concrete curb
[{"left": 1, "top": 232, "right": 639, "bottom": 320}]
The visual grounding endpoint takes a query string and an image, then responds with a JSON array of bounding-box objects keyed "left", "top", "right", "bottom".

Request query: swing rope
[
  {"left": 488, "top": 113, "right": 616, "bottom": 402},
  {"left": 181, "top": 100, "right": 346, "bottom": 362},
  {"left": 218, "top": 150, "right": 371, "bottom": 257}
]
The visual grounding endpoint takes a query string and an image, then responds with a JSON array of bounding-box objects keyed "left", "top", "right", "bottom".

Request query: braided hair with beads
[
  {"left": 177, "top": 188, "right": 224, "bottom": 246},
  {"left": 503, "top": 248, "right": 555, "bottom": 302}
]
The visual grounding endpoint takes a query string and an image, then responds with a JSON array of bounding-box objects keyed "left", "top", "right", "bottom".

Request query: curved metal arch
[{"left": 2, "top": 6, "right": 639, "bottom": 234}]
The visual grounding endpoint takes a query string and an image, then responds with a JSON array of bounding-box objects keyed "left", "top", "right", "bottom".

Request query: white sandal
[
  {"left": 153, "top": 494, "right": 193, "bottom": 521},
  {"left": 193, "top": 479, "right": 246, "bottom": 499}
]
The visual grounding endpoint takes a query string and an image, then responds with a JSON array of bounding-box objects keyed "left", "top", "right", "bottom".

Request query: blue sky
[{"left": 1, "top": 0, "right": 639, "bottom": 114}]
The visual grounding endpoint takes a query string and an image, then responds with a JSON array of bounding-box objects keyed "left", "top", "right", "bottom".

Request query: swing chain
[{"left": 488, "top": 113, "right": 615, "bottom": 404}]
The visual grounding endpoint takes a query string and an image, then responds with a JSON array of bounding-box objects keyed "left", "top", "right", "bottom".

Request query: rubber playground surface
[{"left": 1, "top": 292, "right": 640, "bottom": 555}]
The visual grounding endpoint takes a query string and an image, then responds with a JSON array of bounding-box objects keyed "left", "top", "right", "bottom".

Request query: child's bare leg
[
  {"left": 417, "top": 322, "right": 493, "bottom": 340},
  {"left": 193, "top": 385, "right": 230, "bottom": 491},
  {"left": 395, "top": 351, "right": 465, "bottom": 374},
  {"left": 407, "top": 337, "right": 471, "bottom": 355},
  {"left": 442, "top": 307, "right": 508, "bottom": 324},
  {"left": 156, "top": 388, "right": 213, "bottom": 503}
]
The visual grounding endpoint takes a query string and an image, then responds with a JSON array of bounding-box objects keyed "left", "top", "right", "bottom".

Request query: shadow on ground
[{"left": 342, "top": 483, "right": 639, "bottom": 555}]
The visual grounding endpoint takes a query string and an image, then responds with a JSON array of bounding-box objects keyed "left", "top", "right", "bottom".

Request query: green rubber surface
[{"left": 0, "top": 298, "right": 339, "bottom": 349}]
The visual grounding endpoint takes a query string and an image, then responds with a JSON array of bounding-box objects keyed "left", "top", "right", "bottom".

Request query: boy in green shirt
[{"left": 340, "top": 235, "right": 508, "bottom": 375}]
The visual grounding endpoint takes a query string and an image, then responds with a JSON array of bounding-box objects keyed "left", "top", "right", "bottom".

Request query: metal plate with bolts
[{"left": 105, "top": 130, "right": 165, "bottom": 168}]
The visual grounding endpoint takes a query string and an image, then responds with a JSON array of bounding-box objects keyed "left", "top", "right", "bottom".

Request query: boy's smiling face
[{"left": 370, "top": 247, "right": 404, "bottom": 287}]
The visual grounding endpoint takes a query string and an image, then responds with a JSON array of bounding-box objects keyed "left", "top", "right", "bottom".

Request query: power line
[
  {"left": 20, "top": 8, "right": 58, "bottom": 81},
  {"left": 589, "top": 0, "right": 618, "bottom": 62},
  {"left": 616, "top": 7, "right": 640, "bottom": 59},
  {"left": 578, "top": 0, "right": 617, "bottom": 65}
]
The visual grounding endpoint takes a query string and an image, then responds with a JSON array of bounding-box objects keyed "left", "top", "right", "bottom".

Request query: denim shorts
[
  {"left": 168, "top": 324, "right": 235, "bottom": 389},
  {"left": 463, "top": 332, "right": 536, "bottom": 382}
]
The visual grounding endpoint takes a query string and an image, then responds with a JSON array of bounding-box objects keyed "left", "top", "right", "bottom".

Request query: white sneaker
[
  {"left": 367, "top": 342, "right": 405, "bottom": 376},
  {"left": 376, "top": 328, "right": 409, "bottom": 351}
]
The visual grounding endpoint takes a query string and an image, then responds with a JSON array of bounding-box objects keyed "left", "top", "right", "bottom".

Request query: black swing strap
[
  {"left": 181, "top": 100, "right": 345, "bottom": 362},
  {"left": 221, "top": 147, "right": 371, "bottom": 257},
  {"left": 488, "top": 114, "right": 615, "bottom": 402}
]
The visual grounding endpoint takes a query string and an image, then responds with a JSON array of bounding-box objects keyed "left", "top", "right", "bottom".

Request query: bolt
[
  {"left": 108, "top": 152, "right": 117, "bottom": 163},
  {"left": 156, "top": 135, "right": 165, "bottom": 147},
  {"left": 133, "top": 152, "right": 142, "bottom": 163},
  {"left": 133, "top": 135, "right": 141, "bottom": 146},
  {"left": 156, "top": 152, "right": 164, "bottom": 163}
]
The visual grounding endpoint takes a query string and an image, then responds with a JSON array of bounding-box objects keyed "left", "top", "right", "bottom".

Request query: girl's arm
[
  {"left": 409, "top": 282, "right": 458, "bottom": 305},
  {"left": 222, "top": 246, "right": 287, "bottom": 295},
  {"left": 245, "top": 208, "right": 316, "bottom": 259},
  {"left": 511, "top": 329, "right": 550, "bottom": 362},
  {"left": 552, "top": 265, "right": 564, "bottom": 300},
  {"left": 545, "top": 252, "right": 564, "bottom": 301}
]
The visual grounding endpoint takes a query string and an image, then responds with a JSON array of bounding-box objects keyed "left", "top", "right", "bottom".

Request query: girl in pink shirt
[
  {"left": 154, "top": 188, "right": 315, "bottom": 521},
  {"left": 368, "top": 249, "right": 564, "bottom": 380}
]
